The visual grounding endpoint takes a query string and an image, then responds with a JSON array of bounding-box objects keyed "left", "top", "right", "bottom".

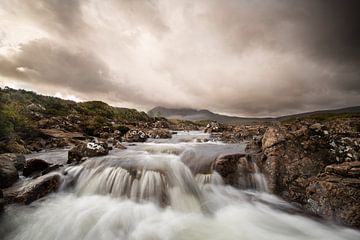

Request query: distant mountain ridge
[{"left": 148, "top": 106, "right": 360, "bottom": 124}]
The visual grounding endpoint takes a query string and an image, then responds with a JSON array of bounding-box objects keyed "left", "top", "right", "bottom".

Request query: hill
[{"left": 148, "top": 106, "right": 360, "bottom": 124}]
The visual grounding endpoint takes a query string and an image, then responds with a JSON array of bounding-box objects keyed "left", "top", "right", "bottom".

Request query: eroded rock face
[
  {"left": 3, "top": 173, "right": 61, "bottom": 205},
  {"left": 0, "top": 155, "right": 19, "bottom": 188},
  {"left": 213, "top": 153, "right": 263, "bottom": 189},
  {"left": 68, "top": 142, "right": 109, "bottom": 163},
  {"left": 306, "top": 173, "right": 360, "bottom": 228},
  {"left": 252, "top": 118, "right": 360, "bottom": 228}
]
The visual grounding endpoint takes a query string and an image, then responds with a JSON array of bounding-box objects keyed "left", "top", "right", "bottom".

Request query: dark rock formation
[
  {"left": 0, "top": 155, "right": 19, "bottom": 188},
  {"left": 250, "top": 118, "right": 360, "bottom": 228},
  {"left": 213, "top": 153, "right": 263, "bottom": 190},
  {"left": 3, "top": 173, "right": 61, "bottom": 205},
  {"left": 23, "top": 159, "right": 51, "bottom": 177},
  {"left": 68, "top": 142, "right": 109, "bottom": 163}
]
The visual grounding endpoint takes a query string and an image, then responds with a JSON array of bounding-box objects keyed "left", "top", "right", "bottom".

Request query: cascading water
[{"left": 1, "top": 131, "right": 360, "bottom": 240}]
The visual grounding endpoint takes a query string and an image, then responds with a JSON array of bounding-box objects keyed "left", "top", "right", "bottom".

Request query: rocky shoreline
[{"left": 214, "top": 117, "right": 360, "bottom": 229}]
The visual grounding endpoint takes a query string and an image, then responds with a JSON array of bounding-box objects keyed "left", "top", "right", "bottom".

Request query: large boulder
[
  {"left": 0, "top": 155, "right": 19, "bottom": 188},
  {"left": 68, "top": 142, "right": 109, "bottom": 163},
  {"left": 212, "top": 153, "right": 261, "bottom": 189},
  {"left": 23, "top": 159, "right": 51, "bottom": 177},
  {"left": 3, "top": 173, "right": 61, "bottom": 205},
  {"left": 124, "top": 130, "right": 147, "bottom": 142},
  {"left": 146, "top": 129, "right": 172, "bottom": 139}
]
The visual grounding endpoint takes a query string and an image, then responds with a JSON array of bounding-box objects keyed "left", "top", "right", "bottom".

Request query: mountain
[
  {"left": 148, "top": 107, "right": 274, "bottom": 124},
  {"left": 148, "top": 106, "right": 360, "bottom": 124}
]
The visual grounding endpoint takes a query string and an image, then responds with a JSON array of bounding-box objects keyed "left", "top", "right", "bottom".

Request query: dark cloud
[
  {"left": 1, "top": 0, "right": 84, "bottom": 34},
  {"left": 0, "top": 0, "right": 359, "bottom": 116},
  {"left": 0, "top": 39, "right": 115, "bottom": 93}
]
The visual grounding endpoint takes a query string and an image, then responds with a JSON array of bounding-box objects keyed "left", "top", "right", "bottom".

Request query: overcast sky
[{"left": 0, "top": 0, "right": 359, "bottom": 117}]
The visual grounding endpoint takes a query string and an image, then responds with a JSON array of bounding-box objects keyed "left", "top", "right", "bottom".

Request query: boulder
[
  {"left": 124, "top": 130, "right": 147, "bottom": 142},
  {"left": 146, "top": 129, "right": 172, "bottom": 139},
  {"left": 3, "top": 173, "right": 61, "bottom": 205},
  {"left": 114, "top": 142, "right": 127, "bottom": 150},
  {"left": 0, "top": 153, "right": 26, "bottom": 171},
  {"left": 261, "top": 127, "right": 285, "bottom": 149},
  {"left": 204, "top": 122, "right": 224, "bottom": 133},
  {"left": 68, "top": 142, "right": 109, "bottom": 163},
  {"left": 23, "top": 159, "right": 51, "bottom": 177},
  {"left": 0, "top": 156, "right": 19, "bottom": 188},
  {"left": 212, "top": 153, "right": 261, "bottom": 189}
]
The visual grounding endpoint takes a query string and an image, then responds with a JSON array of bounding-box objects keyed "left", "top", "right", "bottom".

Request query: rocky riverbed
[{"left": 1, "top": 112, "right": 360, "bottom": 233}]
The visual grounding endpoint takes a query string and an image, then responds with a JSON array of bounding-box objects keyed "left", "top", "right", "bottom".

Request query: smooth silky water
[{"left": 1, "top": 131, "right": 359, "bottom": 240}]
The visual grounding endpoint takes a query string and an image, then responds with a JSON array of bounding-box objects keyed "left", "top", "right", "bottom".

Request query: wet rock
[
  {"left": 0, "top": 153, "right": 26, "bottom": 171},
  {"left": 114, "top": 142, "right": 127, "bottom": 150},
  {"left": 146, "top": 129, "right": 172, "bottom": 139},
  {"left": 213, "top": 153, "right": 260, "bottom": 189},
  {"left": 0, "top": 156, "right": 19, "bottom": 188},
  {"left": 124, "top": 130, "right": 147, "bottom": 142},
  {"left": 306, "top": 174, "right": 360, "bottom": 228},
  {"left": 68, "top": 142, "right": 109, "bottom": 163},
  {"left": 248, "top": 118, "right": 360, "bottom": 228},
  {"left": 23, "top": 159, "right": 50, "bottom": 177},
  {"left": 204, "top": 122, "right": 224, "bottom": 133},
  {"left": 3, "top": 173, "right": 61, "bottom": 205}
]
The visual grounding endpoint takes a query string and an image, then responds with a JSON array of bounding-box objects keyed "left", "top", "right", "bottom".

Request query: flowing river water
[{"left": 1, "top": 131, "right": 360, "bottom": 240}]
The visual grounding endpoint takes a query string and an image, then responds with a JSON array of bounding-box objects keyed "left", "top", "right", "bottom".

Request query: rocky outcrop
[
  {"left": 213, "top": 153, "right": 264, "bottom": 190},
  {"left": 146, "top": 129, "right": 172, "bottom": 139},
  {"left": 219, "top": 124, "right": 268, "bottom": 143},
  {"left": 68, "top": 142, "right": 109, "bottom": 163},
  {"left": 0, "top": 155, "right": 19, "bottom": 188},
  {"left": 3, "top": 173, "right": 61, "bottom": 205},
  {"left": 252, "top": 118, "right": 360, "bottom": 228},
  {"left": 124, "top": 129, "right": 147, "bottom": 142},
  {"left": 39, "top": 128, "right": 85, "bottom": 139}
]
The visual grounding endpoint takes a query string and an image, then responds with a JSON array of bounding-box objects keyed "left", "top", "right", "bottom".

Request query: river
[{"left": 1, "top": 131, "right": 359, "bottom": 240}]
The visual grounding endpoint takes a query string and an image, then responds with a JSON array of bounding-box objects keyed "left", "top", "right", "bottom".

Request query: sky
[{"left": 0, "top": 0, "right": 359, "bottom": 117}]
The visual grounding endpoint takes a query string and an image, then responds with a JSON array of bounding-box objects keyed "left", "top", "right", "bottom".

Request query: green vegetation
[{"left": 0, "top": 87, "right": 157, "bottom": 150}]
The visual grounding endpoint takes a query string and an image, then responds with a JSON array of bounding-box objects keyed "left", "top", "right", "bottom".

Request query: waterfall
[{"left": 1, "top": 131, "right": 359, "bottom": 240}]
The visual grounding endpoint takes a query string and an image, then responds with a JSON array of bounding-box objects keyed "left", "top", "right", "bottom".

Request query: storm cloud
[{"left": 0, "top": 0, "right": 359, "bottom": 116}]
